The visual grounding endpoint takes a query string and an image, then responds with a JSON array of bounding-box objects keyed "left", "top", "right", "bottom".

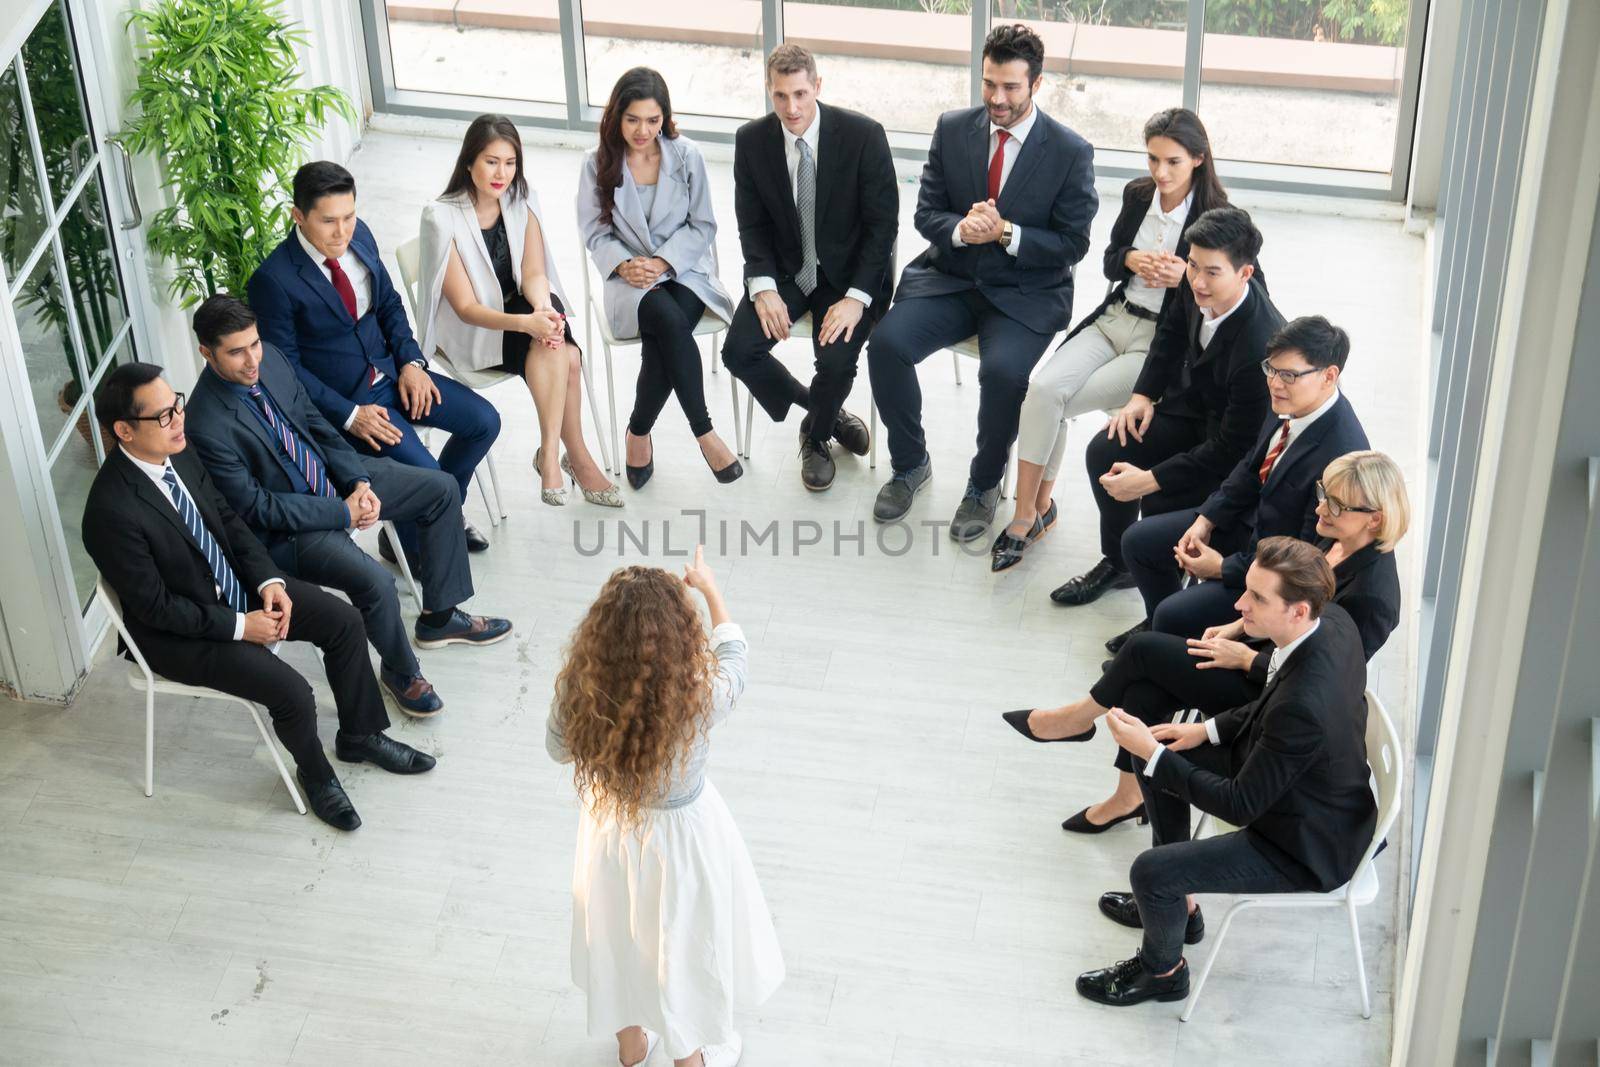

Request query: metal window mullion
[
  {"left": 970, "top": 2, "right": 990, "bottom": 108},
  {"left": 356, "top": 0, "right": 397, "bottom": 113},
  {"left": 1388, "top": 0, "right": 1432, "bottom": 200},
  {"left": 1183, "top": 0, "right": 1203, "bottom": 112},
  {"left": 44, "top": 320, "right": 129, "bottom": 469},
  {"left": 560, "top": 0, "right": 588, "bottom": 123},
  {"left": 6, "top": 149, "right": 101, "bottom": 302}
]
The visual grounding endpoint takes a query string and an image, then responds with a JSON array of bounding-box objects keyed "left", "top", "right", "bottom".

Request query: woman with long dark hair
[
  {"left": 995, "top": 108, "right": 1230, "bottom": 571},
  {"left": 576, "top": 68, "right": 741, "bottom": 489},
  {"left": 417, "top": 113, "right": 619, "bottom": 507}
]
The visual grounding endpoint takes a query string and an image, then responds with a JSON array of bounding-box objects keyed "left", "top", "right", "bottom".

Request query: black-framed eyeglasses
[
  {"left": 1315, "top": 480, "right": 1379, "bottom": 518},
  {"left": 129, "top": 392, "right": 185, "bottom": 428},
  {"left": 1260, "top": 359, "right": 1322, "bottom": 384}
]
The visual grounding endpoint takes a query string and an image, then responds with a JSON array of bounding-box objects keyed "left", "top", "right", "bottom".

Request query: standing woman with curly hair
[{"left": 547, "top": 547, "right": 783, "bottom": 1067}]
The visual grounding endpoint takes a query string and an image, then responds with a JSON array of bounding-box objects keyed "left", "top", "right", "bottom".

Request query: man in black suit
[
  {"left": 868, "top": 23, "right": 1097, "bottom": 539},
  {"left": 1125, "top": 315, "right": 1369, "bottom": 638},
  {"left": 1076, "top": 537, "right": 1377, "bottom": 1007},
  {"left": 721, "top": 44, "right": 899, "bottom": 491},
  {"left": 184, "top": 295, "right": 513, "bottom": 718},
  {"left": 1052, "top": 207, "right": 1282, "bottom": 643},
  {"left": 82, "top": 363, "right": 437, "bottom": 831}
]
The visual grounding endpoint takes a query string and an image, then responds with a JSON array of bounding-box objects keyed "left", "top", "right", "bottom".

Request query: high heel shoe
[
  {"left": 625, "top": 433, "right": 654, "bottom": 491},
  {"left": 534, "top": 447, "right": 566, "bottom": 506},
  {"left": 1061, "top": 803, "right": 1148, "bottom": 834},
  {"left": 701, "top": 440, "right": 743, "bottom": 484},
  {"left": 1000, "top": 708, "right": 1096, "bottom": 744},
  {"left": 561, "top": 454, "right": 623, "bottom": 508}
]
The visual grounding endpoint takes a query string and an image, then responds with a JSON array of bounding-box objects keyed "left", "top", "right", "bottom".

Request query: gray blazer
[{"left": 575, "top": 133, "right": 734, "bottom": 339}]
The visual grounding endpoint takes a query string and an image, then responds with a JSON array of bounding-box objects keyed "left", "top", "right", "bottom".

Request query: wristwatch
[{"left": 1000, "top": 221, "right": 1014, "bottom": 248}]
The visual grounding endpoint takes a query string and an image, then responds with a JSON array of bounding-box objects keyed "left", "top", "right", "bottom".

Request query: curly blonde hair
[{"left": 552, "top": 566, "right": 714, "bottom": 825}]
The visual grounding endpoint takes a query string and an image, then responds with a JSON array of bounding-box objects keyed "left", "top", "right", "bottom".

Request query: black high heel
[
  {"left": 1061, "top": 804, "right": 1148, "bottom": 834},
  {"left": 700, "top": 438, "right": 743, "bottom": 484},
  {"left": 1001, "top": 709, "right": 1096, "bottom": 744},
  {"left": 625, "top": 432, "right": 654, "bottom": 491}
]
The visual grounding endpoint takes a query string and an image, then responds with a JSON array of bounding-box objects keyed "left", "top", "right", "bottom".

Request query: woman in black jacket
[
  {"left": 1000, "top": 450, "right": 1410, "bottom": 832},
  {"left": 995, "top": 108, "right": 1229, "bottom": 572}
]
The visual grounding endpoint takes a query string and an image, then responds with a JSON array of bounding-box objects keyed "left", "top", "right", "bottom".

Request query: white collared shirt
[
  {"left": 1265, "top": 388, "right": 1341, "bottom": 477},
  {"left": 950, "top": 104, "right": 1039, "bottom": 259},
  {"left": 121, "top": 447, "right": 283, "bottom": 642},
  {"left": 1198, "top": 282, "right": 1252, "bottom": 350},
  {"left": 746, "top": 109, "right": 873, "bottom": 308},
  {"left": 1145, "top": 618, "right": 1323, "bottom": 775},
  {"left": 1124, "top": 188, "right": 1193, "bottom": 313}
]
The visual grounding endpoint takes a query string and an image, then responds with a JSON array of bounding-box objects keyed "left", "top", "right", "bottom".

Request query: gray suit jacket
[{"left": 575, "top": 133, "right": 735, "bottom": 339}]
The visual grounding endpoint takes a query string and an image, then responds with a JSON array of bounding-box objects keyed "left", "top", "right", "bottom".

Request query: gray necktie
[{"left": 795, "top": 138, "right": 817, "bottom": 295}]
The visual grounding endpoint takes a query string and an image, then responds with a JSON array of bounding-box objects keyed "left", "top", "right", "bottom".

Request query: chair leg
[
  {"left": 1181, "top": 900, "right": 1248, "bottom": 1022},
  {"left": 730, "top": 376, "right": 743, "bottom": 463},
  {"left": 604, "top": 339, "right": 621, "bottom": 481},
  {"left": 485, "top": 452, "right": 508, "bottom": 520},
  {"left": 144, "top": 685, "right": 155, "bottom": 798},
  {"left": 743, "top": 391, "right": 755, "bottom": 459},
  {"left": 475, "top": 472, "right": 498, "bottom": 528},
  {"left": 383, "top": 521, "right": 424, "bottom": 607},
  {"left": 951, "top": 348, "right": 963, "bottom": 385},
  {"left": 869, "top": 402, "right": 878, "bottom": 471},
  {"left": 578, "top": 350, "right": 614, "bottom": 474},
  {"left": 1347, "top": 900, "right": 1372, "bottom": 1018},
  {"left": 244, "top": 702, "right": 307, "bottom": 815}
]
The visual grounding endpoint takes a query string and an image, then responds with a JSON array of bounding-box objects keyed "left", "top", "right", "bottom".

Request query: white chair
[
  {"left": 1179, "top": 689, "right": 1402, "bottom": 1022},
  {"left": 95, "top": 578, "right": 306, "bottom": 815},
  {"left": 582, "top": 261, "right": 728, "bottom": 476},
  {"left": 373, "top": 519, "right": 421, "bottom": 608}
]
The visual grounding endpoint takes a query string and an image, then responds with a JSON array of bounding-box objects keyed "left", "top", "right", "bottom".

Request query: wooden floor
[{"left": 0, "top": 129, "right": 1423, "bottom": 1065}]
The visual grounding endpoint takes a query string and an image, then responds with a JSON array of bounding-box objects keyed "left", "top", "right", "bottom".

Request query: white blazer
[
  {"left": 417, "top": 189, "right": 574, "bottom": 372},
  {"left": 575, "top": 134, "right": 734, "bottom": 340}
]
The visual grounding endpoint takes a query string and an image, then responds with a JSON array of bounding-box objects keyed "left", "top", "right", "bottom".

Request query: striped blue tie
[
  {"left": 248, "top": 385, "right": 337, "bottom": 498},
  {"left": 161, "top": 467, "right": 247, "bottom": 613}
]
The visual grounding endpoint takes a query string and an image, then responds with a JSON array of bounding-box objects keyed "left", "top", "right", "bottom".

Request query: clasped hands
[
  {"left": 957, "top": 199, "right": 1006, "bottom": 245},
  {"left": 345, "top": 481, "right": 381, "bottom": 531},
  {"left": 243, "top": 582, "right": 294, "bottom": 645},
  {"left": 1126, "top": 249, "right": 1185, "bottom": 288},
  {"left": 618, "top": 256, "right": 671, "bottom": 290},
  {"left": 522, "top": 306, "right": 566, "bottom": 350},
  {"left": 1173, "top": 513, "right": 1224, "bottom": 582},
  {"left": 1104, "top": 707, "right": 1209, "bottom": 762}
]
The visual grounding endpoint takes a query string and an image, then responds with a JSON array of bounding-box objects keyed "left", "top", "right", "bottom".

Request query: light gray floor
[{"left": 0, "top": 128, "right": 1421, "bottom": 1065}]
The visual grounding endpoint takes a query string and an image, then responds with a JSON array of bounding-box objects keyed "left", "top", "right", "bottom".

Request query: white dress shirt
[
  {"left": 746, "top": 110, "right": 874, "bottom": 308},
  {"left": 121, "top": 448, "right": 283, "bottom": 642},
  {"left": 1265, "top": 388, "right": 1341, "bottom": 479},
  {"left": 1198, "top": 282, "right": 1252, "bottom": 350},
  {"left": 1124, "top": 188, "right": 1193, "bottom": 314},
  {"left": 950, "top": 103, "right": 1038, "bottom": 259},
  {"left": 1142, "top": 617, "right": 1325, "bottom": 774}
]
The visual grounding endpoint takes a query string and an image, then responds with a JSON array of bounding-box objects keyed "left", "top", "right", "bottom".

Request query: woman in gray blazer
[{"left": 576, "top": 67, "right": 741, "bottom": 488}]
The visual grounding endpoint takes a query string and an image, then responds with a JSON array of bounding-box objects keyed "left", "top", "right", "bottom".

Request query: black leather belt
[{"left": 1119, "top": 297, "right": 1161, "bottom": 323}]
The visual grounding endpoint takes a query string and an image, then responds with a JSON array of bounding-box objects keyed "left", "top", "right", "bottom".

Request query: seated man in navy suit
[
  {"left": 185, "top": 295, "right": 513, "bottom": 718},
  {"left": 247, "top": 161, "right": 501, "bottom": 560},
  {"left": 1124, "top": 315, "right": 1368, "bottom": 639},
  {"left": 868, "top": 23, "right": 1097, "bottom": 541}
]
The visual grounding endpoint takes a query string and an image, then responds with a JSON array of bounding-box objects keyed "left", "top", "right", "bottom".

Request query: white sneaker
[
  {"left": 700, "top": 1033, "right": 743, "bottom": 1067},
  {"left": 621, "top": 1027, "right": 659, "bottom": 1066}
]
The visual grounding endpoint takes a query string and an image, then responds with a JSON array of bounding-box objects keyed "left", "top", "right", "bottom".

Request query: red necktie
[
  {"left": 986, "top": 129, "right": 1011, "bottom": 202},
  {"left": 325, "top": 256, "right": 358, "bottom": 320},
  {"left": 1258, "top": 420, "right": 1291, "bottom": 484}
]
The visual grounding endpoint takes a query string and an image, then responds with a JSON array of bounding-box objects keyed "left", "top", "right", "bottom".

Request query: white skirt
[{"left": 571, "top": 779, "right": 785, "bottom": 1058}]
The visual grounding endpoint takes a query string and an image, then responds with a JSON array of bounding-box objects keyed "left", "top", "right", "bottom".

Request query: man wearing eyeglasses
[
  {"left": 1119, "top": 315, "right": 1369, "bottom": 639},
  {"left": 81, "top": 362, "right": 437, "bottom": 832}
]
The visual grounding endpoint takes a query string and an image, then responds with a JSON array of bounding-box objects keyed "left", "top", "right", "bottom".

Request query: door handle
[{"left": 103, "top": 134, "right": 141, "bottom": 230}]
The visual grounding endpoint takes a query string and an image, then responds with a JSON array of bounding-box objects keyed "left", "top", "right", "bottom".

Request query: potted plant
[{"left": 123, "top": 0, "right": 355, "bottom": 307}]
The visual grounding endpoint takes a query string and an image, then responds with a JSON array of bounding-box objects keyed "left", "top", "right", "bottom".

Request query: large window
[{"left": 362, "top": 0, "right": 1426, "bottom": 195}]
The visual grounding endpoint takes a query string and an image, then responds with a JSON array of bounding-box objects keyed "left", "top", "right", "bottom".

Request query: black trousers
[
  {"left": 867, "top": 289, "right": 1053, "bottom": 488},
  {"left": 132, "top": 576, "right": 389, "bottom": 782},
  {"left": 1084, "top": 412, "right": 1211, "bottom": 567},
  {"left": 720, "top": 279, "right": 872, "bottom": 444},
  {"left": 1122, "top": 506, "right": 1249, "bottom": 632},
  {"left": 629, "top": 281, "right": 713, "bottom": 438},
  {"left": 1091, "top": 630, "right": 1262, "bottom": 773}
]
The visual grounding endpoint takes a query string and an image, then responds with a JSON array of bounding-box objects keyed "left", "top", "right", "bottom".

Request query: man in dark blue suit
[
  {"left": 1125, "top": 315, "right": 1369, "bottom": 638},
  {"left": 247, "top": 161, "right": 501, "bottom": 558},
  {"left": 185, "top": 295, "right": 513, "bottom": 717},
  {"left": 868, "top": 23, "right": 1097, "bottom": 540}
]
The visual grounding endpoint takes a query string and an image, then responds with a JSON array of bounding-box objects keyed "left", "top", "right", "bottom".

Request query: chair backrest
[
  {"left": 395, "top": 236, "right": 422, "bottom": 318},
  {"left": 1355, "top": 689, "right": 1404, "bottom": 872},
  {"left": 94, "top": 576, "right": 153, "bottom": 676}
]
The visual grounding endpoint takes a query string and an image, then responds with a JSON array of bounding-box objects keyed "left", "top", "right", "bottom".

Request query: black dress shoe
[
  {"left": 1098, "top": 891, "right": 1205, "bottom": 944},
  {"left": 1000, "top": 708, "right": 1095, "bottom": 744},
  {"left": 334, "top": 731, "right": 437, "bottom": 774},
  {"left": 1050, "top": 557, "right": 1136, "bottom": 606},
  {"left": 990, "top": 500, "right": 1058, "bottom": 573},
  {"left": 1061, "top": 804, "right": 1148, "bottom": 833},
  {"left": 1076, "top": 955, "right": 1190, "bottom": 1007},
  {"left": 1105, "top": 619, "right": 1150, "bottom": 654},
  {"left": 626, "top": 433, "right": 654, "bottom": 490},
  {"left": 831, "top": 408, "right": 870, "bottom": 456},
  {"left": 799, "top": 435, "right": 835, "bottom": 491},
  {"left": 703, "top": 448, "right": 744, "bottom": 484},
  {"left": 464, "top": 523, "right": 490, "bottom": 552},
  {"left": 950, "top": 481, "right": 1002, "bottom": 542},
  {"left": 873, "top": 456, "right": 932, "bottom": 522},
  {"left": 297, "top": 770, "right": 361, "bottom": 831}
]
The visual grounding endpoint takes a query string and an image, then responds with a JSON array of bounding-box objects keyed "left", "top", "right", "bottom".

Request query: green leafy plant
[{"left": 122, "top": 0, "right": 354, "bottom": 306}]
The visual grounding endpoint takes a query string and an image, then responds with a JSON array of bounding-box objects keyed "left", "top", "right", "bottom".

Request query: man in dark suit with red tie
[{"left": 868, "top": 23, "right": 1097, "bottom": 541}]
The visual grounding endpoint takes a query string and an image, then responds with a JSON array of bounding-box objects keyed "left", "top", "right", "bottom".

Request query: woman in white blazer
[
  {"left": 419, "top": 114, "right": 619, "bottom": 507},
  {"left": 576, "top": 67, "right": 741, "bottom": 489}
]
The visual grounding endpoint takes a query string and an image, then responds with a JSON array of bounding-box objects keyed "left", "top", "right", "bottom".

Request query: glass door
[{"left": 1, "top": 0, "right": 143, "bottom": 624}]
